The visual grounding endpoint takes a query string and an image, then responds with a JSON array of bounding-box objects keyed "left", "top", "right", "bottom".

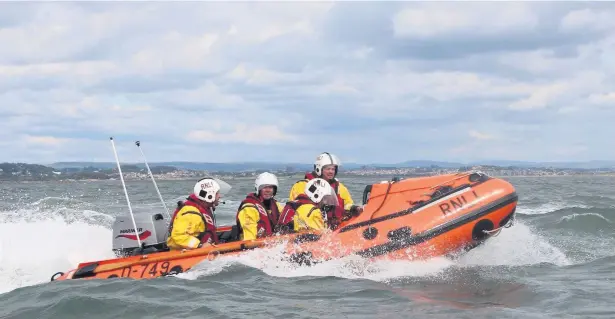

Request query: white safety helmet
[
  {"left": 255, "top": 172, "right": 278, "bottom": 196},
  {"left": 305, "top": 178, "right": 338, "bottom": 206},
  {"left": 193, "top": 177, "right": 221, "bottom": 203},
  {"left": 314, "top": 152, "right": 341, "bottom": 176}
]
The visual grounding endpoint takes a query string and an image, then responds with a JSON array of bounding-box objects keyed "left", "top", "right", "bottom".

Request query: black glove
[{"left": 349, "top": 205, "right": 362, "bottom": 216}]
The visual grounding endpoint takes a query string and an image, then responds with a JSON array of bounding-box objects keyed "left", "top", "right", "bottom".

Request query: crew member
[
  {"left": 280, "top": 178, "right": 340, "bottom": 232},
  {"left": 166, "top": 177, "right": 222, "bottom": 250},
  {"left": 288, "top": 152, "right": 363, "bottom": 227},
  {"left": 236, "top": 172, "right": 284, "bottom": 240}
]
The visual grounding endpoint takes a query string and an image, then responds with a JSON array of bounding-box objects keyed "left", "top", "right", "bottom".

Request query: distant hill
[
  {"left": 48, "top": 159, "right": 615, "bottom": 171},
  {"left": 359, "top": 160, "right": 465, "bottom": 168},
  {"left": 0, "top": 162, "right": 56, "bottom": 174},
  {"left": 352, "top": 160, "right": 615, "bottom": 169},
  {"left": 0, "top": 162, "right": 188, "bottom": 181},
  {"left": 49, "top": 161, "right": 317, "bottom": 172},
  {"left": 4, "top": 160, "right": 615, "bottom": 181},
  {"left": 50, "top": 162, "right": 120, "bottom": 169},
  {"left": 465, "top": 160, "right": 615, "bottom": 169}
]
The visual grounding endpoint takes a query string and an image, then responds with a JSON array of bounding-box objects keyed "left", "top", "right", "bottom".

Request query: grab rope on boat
[
  {"left": 367, "top": 170, "right": 487, "bottom": 221},
  {"left": 482, "top": 214, "right": 515, "bottom": 237},
  {"left": 428, "top": 170, "right": 486, "bottom": 191}
]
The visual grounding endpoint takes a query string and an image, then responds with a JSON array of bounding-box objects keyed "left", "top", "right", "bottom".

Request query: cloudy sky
[{"left": 1, "top": 1, "right": 614, "bottom": 165}]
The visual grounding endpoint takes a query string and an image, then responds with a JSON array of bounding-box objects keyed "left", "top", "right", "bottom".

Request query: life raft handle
[
  {"left": 430, "top": 170, "right": 487, "bottom": 190},
  {"left": 50, "top": 271, "right": 64, "bottom": 282},
  {"left": 482, "top": 214, "right": 515, "bottom": 237},
  {"left": 362, "top": 185, "right": 372, "bottom": 205}
]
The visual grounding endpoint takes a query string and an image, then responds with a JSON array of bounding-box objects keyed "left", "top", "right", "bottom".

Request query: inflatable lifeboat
[
  {"left": 50, "top": 171, "right": 517, "bottom": 282},
  {"left": 283, "top": 170, "right": 518, "bottom": 265}
]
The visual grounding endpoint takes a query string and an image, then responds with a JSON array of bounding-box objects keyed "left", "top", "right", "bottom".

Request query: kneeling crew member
[
  {"left": 280, "top": 178, "right": 340, "bottom": 232},
  {"left": 166, "top": 177, "right": 222, "bottom": 250},
  {"left": 236, "top": 172, "right": 284, "bottom": 240}
]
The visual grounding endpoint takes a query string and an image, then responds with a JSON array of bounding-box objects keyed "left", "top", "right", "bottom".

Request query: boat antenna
[
  {"left": 135, "top": 140, "right": 171, "bottom": 220},
  {"left": 110, "top": 137, "right": 142, "bottom": 248}
]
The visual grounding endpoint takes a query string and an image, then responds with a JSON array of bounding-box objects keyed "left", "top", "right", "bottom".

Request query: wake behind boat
[{"left": 50, "top": 138, "right": 518, "bottom": 282}]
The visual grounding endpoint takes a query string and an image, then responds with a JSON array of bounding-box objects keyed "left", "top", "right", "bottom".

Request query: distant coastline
[{"left": 1, "top": 162, "right": 614, "bottom": 182}]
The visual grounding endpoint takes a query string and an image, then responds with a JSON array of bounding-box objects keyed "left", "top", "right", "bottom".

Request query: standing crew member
[
  {"left": 166, "top": 177, "right": 223, "bottom": 250},
  {"left": 288, "top": 152, "right": 363, "bottom": 228},
  {"left": 236, "top": 172, "right": 284, "bottom": 240}
]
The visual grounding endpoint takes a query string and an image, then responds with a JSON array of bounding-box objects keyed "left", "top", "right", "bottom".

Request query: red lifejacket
[
  {"left": 301, "top": 172, "right": 346, "bottom": 230},
  {"left": 277, "top": 194, "right": 316, "bottom": 233},
  {"left": 169, "top": 194, "right": 219, "bottom": 244},
  {"left": 236, "top": 193, "right": 281, "bottom": 238}
]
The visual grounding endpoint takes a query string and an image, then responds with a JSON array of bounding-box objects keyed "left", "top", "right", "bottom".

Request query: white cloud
[
  {"left": 22, "top": 135, "right": 67, "bottom": 146},
  {"left": 186, "top": 124, "right": 298, "bottom": 145},
  {"left": 0, "top": 2, "right": 614, "bottom": 164},
  {"left": 129, "top": 32, "right": 220, "bottom": 74},
  {"left": 0, "top": 61, "right": 117, "bottom": 78},
  {"left": 508, "top": 71, "right": 606, "bottom": 110},
  {"left": 589, "top": 92, "right": 615, "bottom": 105},
  {"left": 497, "top": 50, "right": 570, "bottom": 75},
  {"left": 154, "top": 81, "right": 246, "bottom": 109},
  {"left": 393, "top": 2, "right": 538, "bottom": 38},
  {"left": 508, "top": 82, "right": 568, "bottom": 110},
  {"left": 560, "top": 9, "right": 615, "bottom": 32},
  {"left": 359, "top": 67, "right": 535, "bottom": 111},
  {"left": 469, "top": 130, "right": 497, "bottom": 141}
]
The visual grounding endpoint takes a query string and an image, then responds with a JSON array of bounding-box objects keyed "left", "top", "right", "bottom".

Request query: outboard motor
[{"left": 111, "top": 213, "right": 170, "bottom": 257}]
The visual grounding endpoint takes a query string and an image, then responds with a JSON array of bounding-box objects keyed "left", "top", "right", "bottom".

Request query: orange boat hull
[
  {"left": 284, "top": 171, "right": 517, "bottom": 264},
  {"left": 50, "top": 231, "right": 318, "bottom": 281},
  {"left": 51, "top": 171, "right": 517, "bottom": 282}
]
